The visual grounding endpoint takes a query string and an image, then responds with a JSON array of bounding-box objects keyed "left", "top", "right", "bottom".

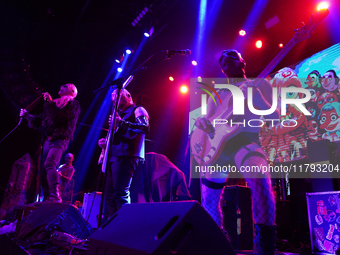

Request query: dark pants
[
  {"left": 105, "top": 156, "right": 138, "bottom": 216},
  {"left": 41, "top": 139, "right": 69, "bottom": 199}
]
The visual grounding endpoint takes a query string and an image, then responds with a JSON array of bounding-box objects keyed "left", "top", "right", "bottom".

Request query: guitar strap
[
  {"left": 202, "top": 178, "right": 227, "bottom": 189},
  {"left": 239, "top": 145, "right": 267, "bottom": 166}
]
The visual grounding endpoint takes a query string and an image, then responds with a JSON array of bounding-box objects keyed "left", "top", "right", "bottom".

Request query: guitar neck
[{"left": 256, "top": 39, "right": 297, "bottom": 79}]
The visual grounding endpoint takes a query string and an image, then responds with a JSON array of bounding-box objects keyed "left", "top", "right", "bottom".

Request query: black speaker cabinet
[
  {"left": 16, "top": 203, "right": 93, "bottom": 243},
  {"left": 87, "top": 201, "right": 235, "bottom": 255},
  {"left": 221, "top": 185, "right": 253, "bottom": 251},
  {"left": 307, "top": 139, "right": 337, "bottom": 165}
]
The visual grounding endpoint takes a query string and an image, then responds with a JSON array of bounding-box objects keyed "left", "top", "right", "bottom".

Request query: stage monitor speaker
[
  {"left": 0, "top": 234, "right": 30, "bottom": 255},
  {"left": 87, "top": 201, "right": 235, "bottom": 255},
  {"left": 16, "top": 203, "right": 93, "bottom": 243},
  {"left": 221, "top": 185, "right": 253, "bottom": 251}
]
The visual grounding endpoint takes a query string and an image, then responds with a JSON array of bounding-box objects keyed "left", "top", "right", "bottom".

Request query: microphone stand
[
  {"left": 0, "top": 94, "right": 43, "bottom": 144},
  {"left": 97, "top": 75, "right": 133, "bottom": 228},
  {"left": 0, "top": 117, "right": 23, "bottom": 144},
  {"left": 95, "top": 53, "right": 177, "bottom": 228}
]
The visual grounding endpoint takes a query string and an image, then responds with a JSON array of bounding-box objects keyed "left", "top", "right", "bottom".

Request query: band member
[
  {"left": 20, "top": 83, "right": 80, "bottom": 203},
  {"left": 98, "top": 88, "right": 149, "bottom": 217},
  {"left": 194, "top": 50, "right": 278, "bottom": 255},
  {"left": 57, "top": 153, "right": 75, "bottom": 202}
]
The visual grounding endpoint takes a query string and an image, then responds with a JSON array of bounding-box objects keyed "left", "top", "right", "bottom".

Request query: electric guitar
[
  {"left": 98, "top": 115, "right": 120, "bottom": 167},
  {"left": 98, "top": 113, "right": 128, "bottom": 168},
  {"left": 190, "top": 9, "right": 329, "bottom": 165}
]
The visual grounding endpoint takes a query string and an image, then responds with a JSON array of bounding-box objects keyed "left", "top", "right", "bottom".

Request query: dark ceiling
[{"left": 0, "top": 0, "right": 339, "bottom": 197}]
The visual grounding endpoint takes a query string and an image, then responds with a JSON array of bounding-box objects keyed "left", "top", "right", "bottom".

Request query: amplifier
[{"left": 82, "top": 192, "right": 102, "bottom": 228}]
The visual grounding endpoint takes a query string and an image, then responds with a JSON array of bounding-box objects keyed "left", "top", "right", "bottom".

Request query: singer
[
  {"left": 98, "top": 88, "right": 149, "bottom": 217},
  {"left": 20, "top": 83, "right": 80, "bottom": 203}
]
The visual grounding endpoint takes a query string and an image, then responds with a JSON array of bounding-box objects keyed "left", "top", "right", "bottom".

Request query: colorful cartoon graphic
[
  {"left": 321, "top": 70, "right": 340, "bottom": 92},
  {"left": 260, "top": 60, "right": 340, "bottom": 162},
  {"left": 319, "top": 102, "right": 340, "bottom": 141},
  {"left": 305, "top": 70, "right": 322, "bottom": 88},
  {"left": 260, "top": 67, "right": 308, "bottom": 161},
  {"left": 317, "top": 92, "right": 338, "bottom": 109}
]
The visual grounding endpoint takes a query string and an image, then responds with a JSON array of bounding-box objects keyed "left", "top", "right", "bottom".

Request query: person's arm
[
  {"left": 119, "top": 106, "right": 149, "bottom": 134},
  {"left": 20, "top": 109, "right": 43, "bottom": 128},
  {"left": 58, "top": 165, "right": 75, "bottom": 182},
  {"left": 63, "top": 167, "right": 75, "bottom": 182}
]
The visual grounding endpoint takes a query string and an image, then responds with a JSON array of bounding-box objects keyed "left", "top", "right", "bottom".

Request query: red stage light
[
  {"left": 255, "top": 40, "right": 263, "bottom": 49},
  {"left": 192, "top": 60, "right": 197, "bottom": 66},
  {"left": 180, "top": 85, "right": 188, "bottom": 93},
  {"left": 239, "top": 30, "right": 246, "bottom": 36},
  {"left": 317, "top": 2, "right": 329, "bottom": 11},
  {"left": 278, "top": 43, "right": 284, "bottom": 48},
  {"left": 169, "top": 76, "right": 174, "bottom": 81}
]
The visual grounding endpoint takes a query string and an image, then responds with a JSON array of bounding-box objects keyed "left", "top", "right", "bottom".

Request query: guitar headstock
[{"left": 293, "top": 9, "right": 329, "bottom": 43}]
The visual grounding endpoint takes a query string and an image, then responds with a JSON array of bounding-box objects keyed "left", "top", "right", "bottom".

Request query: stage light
[
  {"left": 180, "top": 85, "right": 188, "bottom": 93},
  {"left": 142, "top": 10, "right": 146, "bottom": 15},
  {"left": 278, "top": 43, "right": 284, "bottom": 48},
  {"left": 197, "top": 76, "right": 202, "bottom": 82},
  {"left": 132, "top": 22, "right": 136, "bottom": 27},
  {"left": 192, "top": 60, "right": 197, "bottom": 66},
  {"left": 139, "top": 13, "right": 143, "bottom": 18},
  {"left": 137, "top": 16, "right": 141, "bottom": 21},
  {"left": 239, "top": 30, "right": 246, "bottom": 36},
  {"left": 126, "top": 49, "right": 132, "bottom": 54},
  {"left": 115, "top": 59, "right": 120, "bottom": 63},
  {"left": 144, "top": 7, "right": 149, "bottom": 12},
  {"left": 317, "top": 2, "right": 329, "bottom": 11},
  {"left": 117, "top": 67, "right": 123, "bottom": 72},
  {"left": 255, "top": 40, "right": 263, "bottom": 49},
  {"left": 144, "top": 27, "right": 154, "bottom": 38},
  {"left": 169, "top": 76, "right": 174, "bottom": 81}
]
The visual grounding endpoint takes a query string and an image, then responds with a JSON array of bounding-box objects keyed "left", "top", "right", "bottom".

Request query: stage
[{"left": 0, "top": 200, "right": 319, "bottom": 255}]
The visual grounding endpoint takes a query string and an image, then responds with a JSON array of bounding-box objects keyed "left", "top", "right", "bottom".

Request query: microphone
[{"left": 163, "top": 49, "right": 191, "bottom": 56}]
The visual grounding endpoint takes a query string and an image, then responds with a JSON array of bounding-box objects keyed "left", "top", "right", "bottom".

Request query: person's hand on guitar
[
  {"left": 194, "top": 116, "right": 214, "bottom": 133},
  {"left": 108, "top": 114, "right": 122, "bottom": 128},
  {"left": 98, "top": 138, "right": 107, "bottom": 149}
]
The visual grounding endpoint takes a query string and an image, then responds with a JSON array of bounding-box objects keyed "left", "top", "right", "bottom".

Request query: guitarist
[
  {"left": 98, "top": 89, "right": 149, "bottom": 217},
  {"left": 194, "top": 49, "right": 279, "bottom": 255}
]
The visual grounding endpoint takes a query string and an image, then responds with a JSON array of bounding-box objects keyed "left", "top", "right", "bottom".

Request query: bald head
[
  {"left": 65, "top": 153, "right": 74, "bottom": 163},
  {"left": 59, "top": 83, "right": 78, "bottom": 99}
]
